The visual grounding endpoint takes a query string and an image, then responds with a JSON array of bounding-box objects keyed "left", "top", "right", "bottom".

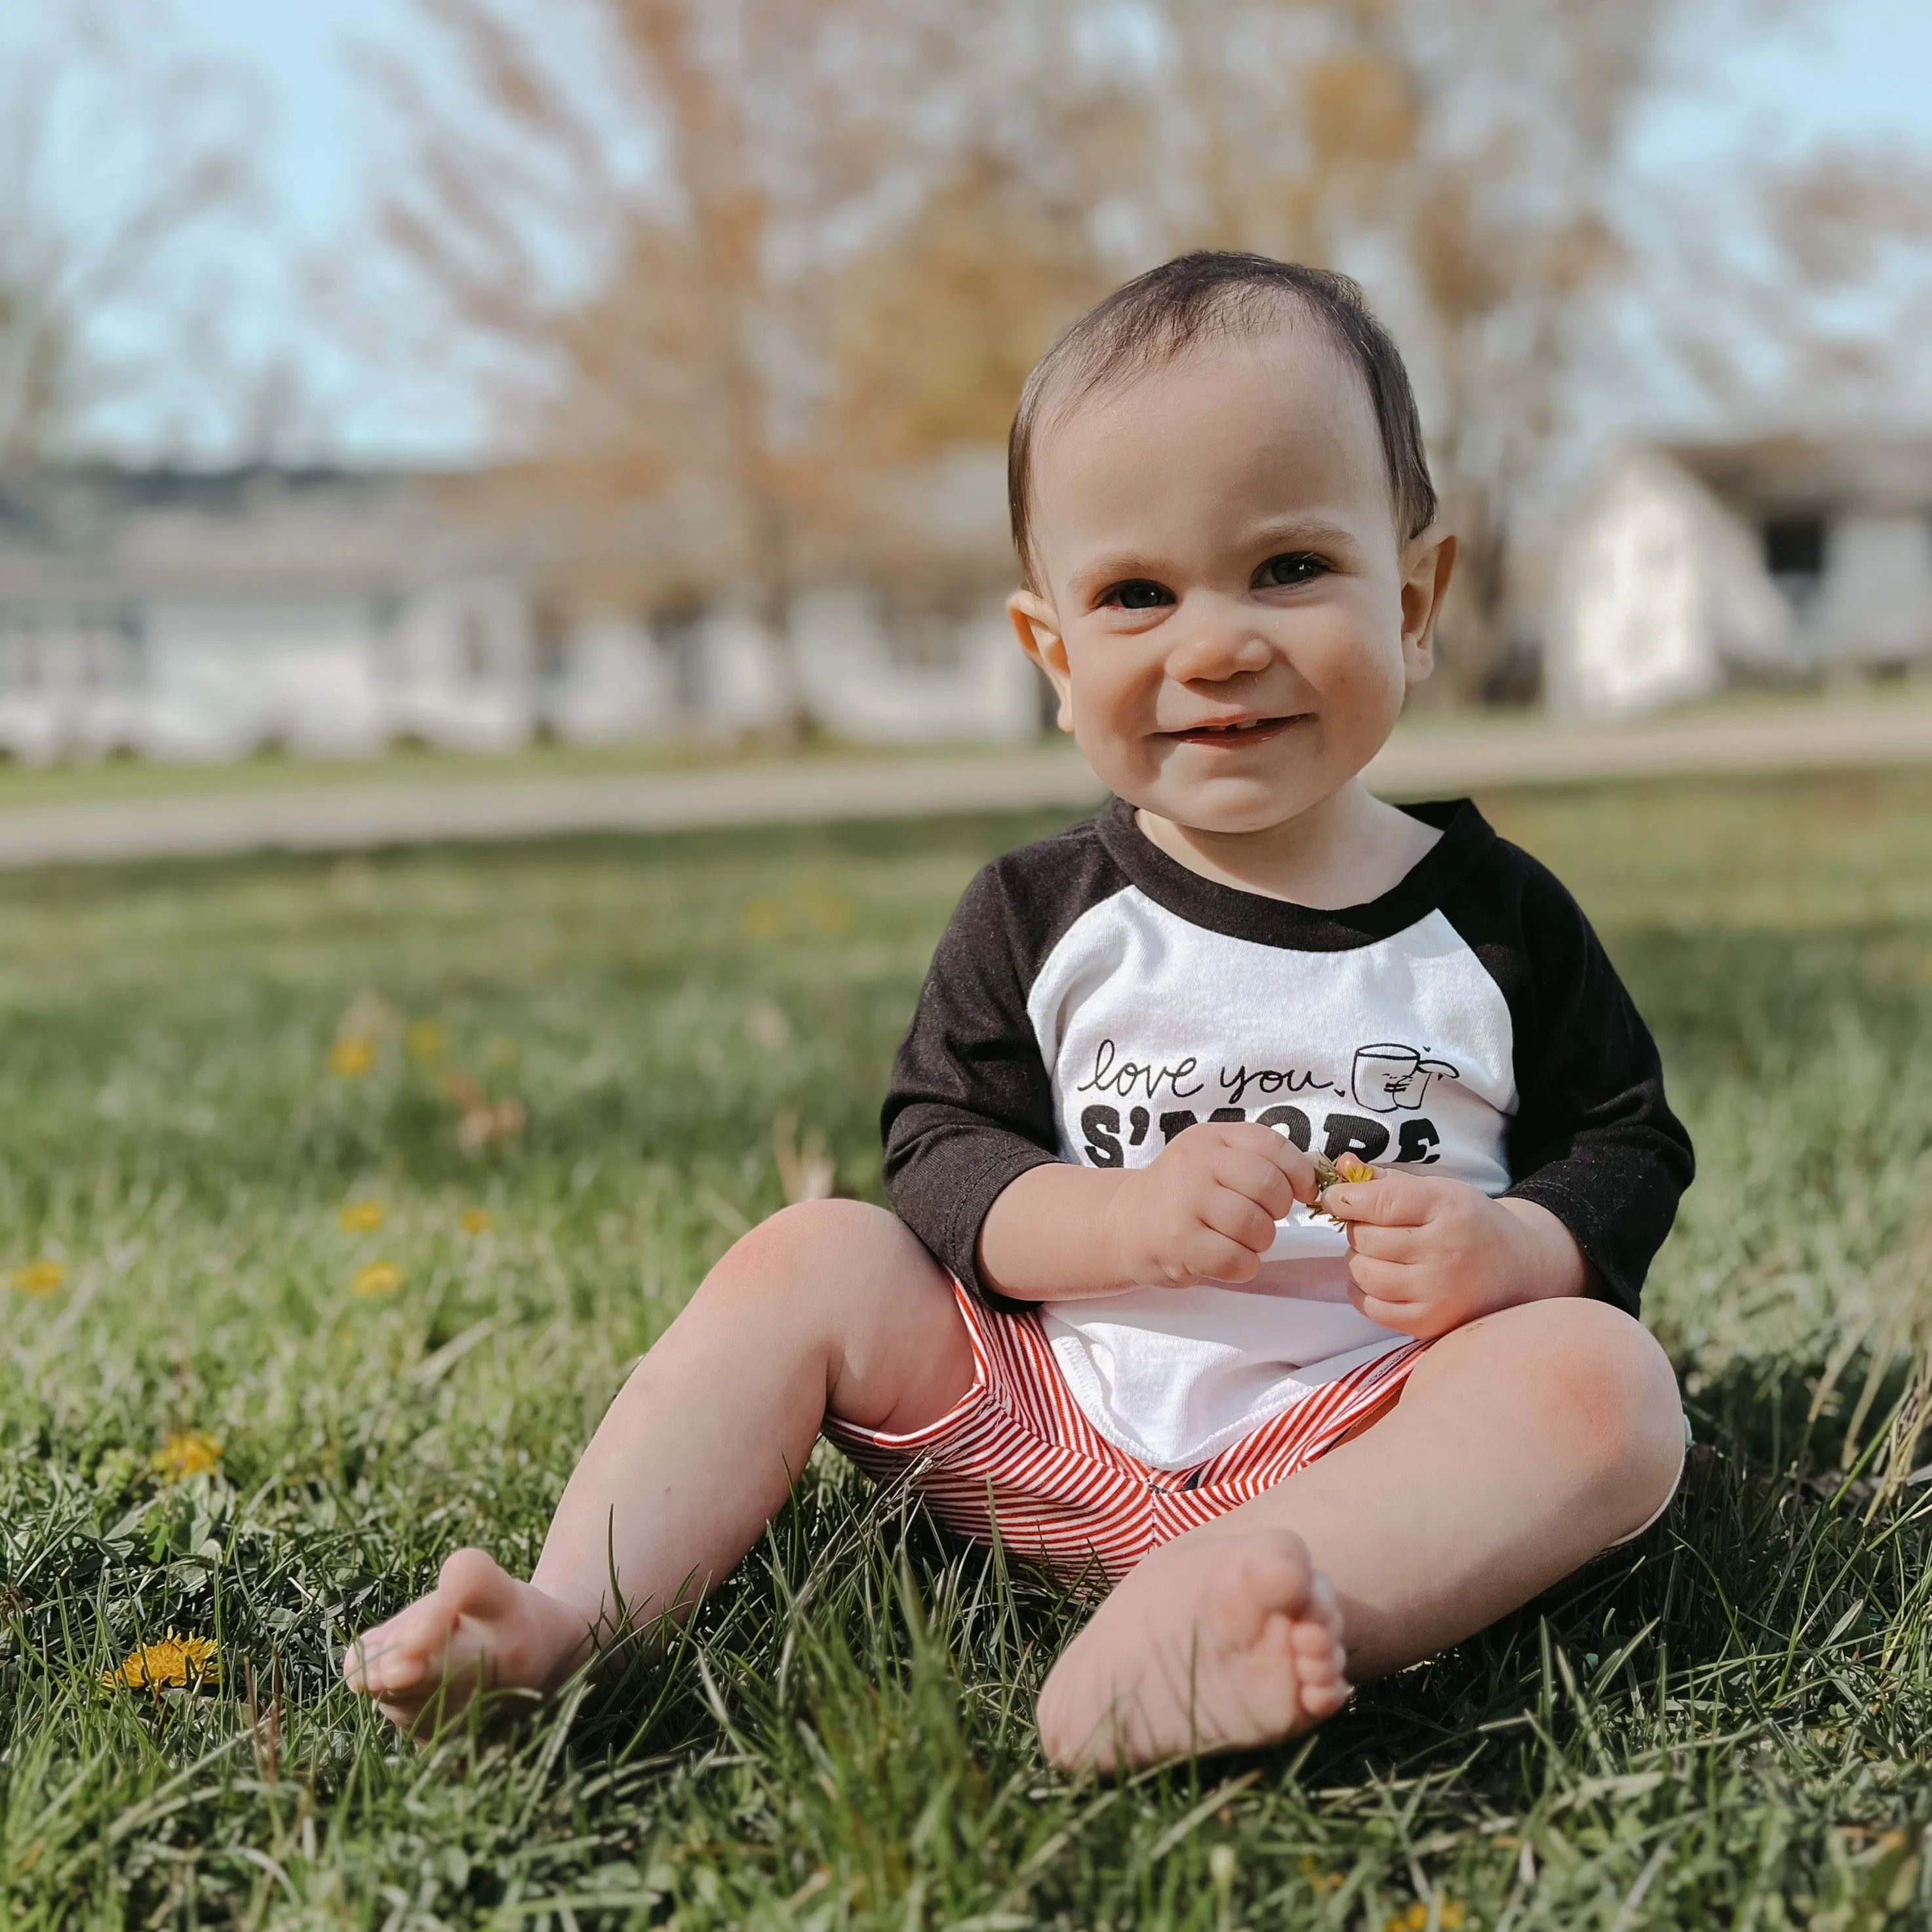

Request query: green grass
[{"left": 2, "top": 768, "right": 1932, "bottom": 1928}]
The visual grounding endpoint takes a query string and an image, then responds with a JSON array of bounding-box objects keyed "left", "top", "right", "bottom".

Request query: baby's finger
[
  {"left": 1199, "top": 1184, "right": 1280, "bottom": 1255},
  {"left": 1183, "top": 1228, "right": 1261, "bottom": 1285},
  {"left": 1345, "top": 1290, "right": 1430, "bottom": 1337},
  {"left": 1322, "top": 1172, "right": 1437, "bottom": 1227},
  {"left": 1246, "top": 1122, "right": 1322, "bottom": 1201},
  {"left": 1343, "top": 1253, "right": 1418, "bottom": 1304},
  {"left": 1216, "top": 1149, "right": 1300, "bottom": 1219},
  {"left": 1344, "top": 1221, "right": 1427, "bottom": 1264}
]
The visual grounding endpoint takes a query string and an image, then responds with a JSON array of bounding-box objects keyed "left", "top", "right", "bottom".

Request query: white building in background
[
  {"left": 0, "top": 464, "right": 1043, "bottom": 762},
  {"left": 1547, "top": 439, "right": 1932, "bottom": 720}
]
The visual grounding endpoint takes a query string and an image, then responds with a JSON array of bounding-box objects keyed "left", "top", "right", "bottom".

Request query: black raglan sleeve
[
  {"left": 1446, "top": 847, "right": 1694, "bottom": 1316},
  {"left": 880, "top": 856, "right": 1069, "bottom": 1301}
]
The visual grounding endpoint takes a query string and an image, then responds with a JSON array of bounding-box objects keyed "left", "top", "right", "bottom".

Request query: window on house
[
  {"left": 881, "top": 589, "right": 973, "bottom": 671},
  {"left": 531, "top": 605, "right": 569, "bottom": 683},
  {"left": 0, "top": 616, "right": 39, "bottom": 690},
  {"left": 654, "top": 604, "right": 707, "bottom": 715},
  {"left": 1764, "top": 515, "right": 1827, "bottom": 581},
  {"left": 459, "top": 609, "right": 491, "bottom": 681}
]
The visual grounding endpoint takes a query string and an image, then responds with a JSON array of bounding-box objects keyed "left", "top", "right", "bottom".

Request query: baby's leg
[
  {"left": 345, "top": 1200, "right": 971, "bottom": 1730},
  {"left": 1038, "top": 1297, "right": 1683, "bottom": 1769}
]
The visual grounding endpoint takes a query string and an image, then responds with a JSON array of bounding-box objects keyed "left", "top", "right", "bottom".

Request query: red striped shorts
[{"left": 825, "top": 1281, "right": 1430, "bottom": 1584}]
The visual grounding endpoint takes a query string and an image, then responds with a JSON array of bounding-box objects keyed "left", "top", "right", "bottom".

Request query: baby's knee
[
  {"left": 1529, "top": 1299, "right": 1684, "bottom": 1499},
  {"left": 704, "top": 1198, "right": 939, "bottom": 1318},
  {"left": 742, "top": 1196, "right": 899, "bottom": 1265}
]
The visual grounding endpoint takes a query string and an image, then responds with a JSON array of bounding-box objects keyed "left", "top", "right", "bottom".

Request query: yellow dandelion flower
[
  {"left": 101, "top": 1630, "right": 220, "bottom": 1691},
  {"left": 808, "top": 893, "right": 855, "bottom": 934},
  {"left": 330, "top": 1035, "right": 376, "bottom": 1077},
  {"left": 151, "top": 1430, "right": 222, "bottom": 1483},
  {"left": 459, "top": 1208, "right": 494, "bottom": 1235},
  {"left": 1382, "top": 1903, "right": 1464, "bottom": 1932},
  {"left": 741, "top": 898, "right": 784, "bottom": 939},
  {"left": 338, "top": 1200, "right": 387, "bottom": 1232},
  {"left": 9, "top": 1259, "right": 64, "bottom": 1295},
  {"left": 352, "top": 1259, "right": 404, "bottom": 1297},
  {"left": 406, "top": 1020, "right": 446, "bottom": 1061}
]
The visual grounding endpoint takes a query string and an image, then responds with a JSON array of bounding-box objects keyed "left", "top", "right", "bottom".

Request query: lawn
[{"left": 1, "top": 768, "right": 1931, "bottom": 1929}]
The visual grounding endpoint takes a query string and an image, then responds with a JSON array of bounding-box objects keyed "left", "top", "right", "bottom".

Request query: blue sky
[{"left": 36, "top": 0, "right": 1932, "bottom": 462}]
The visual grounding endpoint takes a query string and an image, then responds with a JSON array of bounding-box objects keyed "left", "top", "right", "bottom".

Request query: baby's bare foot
[
  {"left": 343, "top": 1548, "right": 593, "bottom": 1735},
  {"left": 1036, "top": 1529, "right": 1349, "bottom": 1771}
]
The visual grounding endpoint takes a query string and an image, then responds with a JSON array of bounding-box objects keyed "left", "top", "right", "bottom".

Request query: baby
[{"left": 347, "top": 252, "right": 1693, "bottom": 1769}]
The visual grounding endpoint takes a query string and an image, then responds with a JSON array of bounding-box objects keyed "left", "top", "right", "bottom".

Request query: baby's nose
[{"left": 1166, "top": 615, "right": 1274, "bottom": 683}]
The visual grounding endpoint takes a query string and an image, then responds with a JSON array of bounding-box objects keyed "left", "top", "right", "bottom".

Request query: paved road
[{"left": 0, "top": 698, "right": 1927, "bottom": 868}]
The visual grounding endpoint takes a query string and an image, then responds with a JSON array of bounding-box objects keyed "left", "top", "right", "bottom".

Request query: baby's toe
[
  {"left": 346, "top": 1612, "right": 437, "bottom": 1693},
  {"left": 1305, "top": 1569, "right": 1341, "bottom": 1631},
  {"left": 1291, "top": 1624, "right": 1350, "bottom": 1711},
  {"left": 1289, "top": 1609, "right": 1337, "bottom": 1654},
  {"left": 371, "top": 1646, "right": 430, "bottom": 1695},
  {"left": 1299, "top": 1671, "right": 1351, "bottom": 1720}
]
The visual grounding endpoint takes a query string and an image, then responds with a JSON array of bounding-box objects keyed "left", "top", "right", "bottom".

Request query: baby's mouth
[{"left": 1162, "top": 714, "right": 1304, "bottom": 748}]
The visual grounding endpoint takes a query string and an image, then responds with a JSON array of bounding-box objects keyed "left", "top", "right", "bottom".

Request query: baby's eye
[
  {"left": 1255, "top": 552, "right": 1327, "bottom": 588},
  {"left": 1101, "top": 580, "right": 1174, "bottom": 610}
]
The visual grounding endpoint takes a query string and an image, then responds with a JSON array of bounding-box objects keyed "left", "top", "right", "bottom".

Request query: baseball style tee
[{"left": 881, "top": 797, "right": 1693, "bottom": 1470}]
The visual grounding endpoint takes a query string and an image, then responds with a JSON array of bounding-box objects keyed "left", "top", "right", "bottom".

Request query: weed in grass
[{"left": 0, "top": 778, "right": 1929, "bottom": 1924}]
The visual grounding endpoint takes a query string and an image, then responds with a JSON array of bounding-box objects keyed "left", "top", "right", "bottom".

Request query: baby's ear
[
  {"left": 1008, "top": 591, "right": 1074, "bottom": 732},
  {"left": 1400, "top": 530, "right": 1456, "bottom": 683}
]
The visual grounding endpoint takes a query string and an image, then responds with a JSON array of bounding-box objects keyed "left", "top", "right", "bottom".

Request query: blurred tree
[
  {"left": 0, "top": 2, "right": 252, "bottom": 464},
  {"left": 1649, "top": 142, "right": 1932, "bottom": 434},
  {"left": 1130, "top": 0, "right": 1710, "bottom": 698},
  {"left": 367, "top": 0, "right": 1932, "bottom": 709},
  {"left": 366, "top": 0, "right": 1088, "bottom": 725}
]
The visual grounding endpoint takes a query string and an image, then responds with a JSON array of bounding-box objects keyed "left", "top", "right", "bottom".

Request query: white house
[
  {"left": 0, "top": 462, "right": 1043, "bottom": 762},
  {"left": 1546, "top": 439, "right": 1932, "bottom": 720}
]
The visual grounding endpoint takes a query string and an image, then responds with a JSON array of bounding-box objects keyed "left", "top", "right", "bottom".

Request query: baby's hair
[{"left": 1008, "top": 251, "right": 1438, "bottom": 591}]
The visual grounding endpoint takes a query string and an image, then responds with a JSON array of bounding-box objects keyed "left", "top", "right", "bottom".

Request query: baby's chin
[{"left": 1126, "top": 772, "right": 1340, "bottom": 840}]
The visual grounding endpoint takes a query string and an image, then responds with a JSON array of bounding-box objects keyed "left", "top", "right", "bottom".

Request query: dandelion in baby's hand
[
  {"left": 330, "top": 1035, "right": 376, "bottom": 1078},
  {"left": 406, "top": 1020, "right": 446, "bottom": 1061},
  {"left": 338, "top": 1200, "right": 386, "bottom": 1232},
  {"left": 459, "top": 1208, "right": 494, "bottom": 1235},
  {"left": 1310, "top": 1151, "right": 1377, "bottom": 1221},
  {"left": 353, "top": 1260, "right": 404, "bottom": 1297},
  {"left": 151, "top": 1430, "right": 222, "bottom": 1483},
  {"left": 9, "top": 1259, "right": 64, "bottom": 1295},
  {"left": 102, "top": 1630, "right": 220, "bottom": 1691}
]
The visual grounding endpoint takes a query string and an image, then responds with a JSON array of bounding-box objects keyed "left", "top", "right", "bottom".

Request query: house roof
[
  {"left": 1667, "top": 437, "right": 1932, "bottom": 518},
  {"left": 0, "top": 450, "right": 1019, "bottom": 611},
  {"left": 0, "top": 465, "right": 532, "bottom": 604}
]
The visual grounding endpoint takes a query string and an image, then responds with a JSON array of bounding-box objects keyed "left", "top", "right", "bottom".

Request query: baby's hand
[
  {"left": 1319, "top": 1172, "right": 1587, "bottom": 1337},
  {"left": 1103, "top": 1122, "right": 1316, "bottom": 1288}
]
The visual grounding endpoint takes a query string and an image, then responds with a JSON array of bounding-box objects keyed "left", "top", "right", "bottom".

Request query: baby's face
[{"left": 1012, "top": 330, "right": 1448, "bottom": 837}]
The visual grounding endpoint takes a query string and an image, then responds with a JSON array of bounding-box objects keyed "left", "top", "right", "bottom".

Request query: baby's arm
[
  {"left": 1318, "top": 848, "right": 1695, "bottom": 1339},
  {"left": 978, "top": 1122, "right": 1318, "bottom": 1301}
]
